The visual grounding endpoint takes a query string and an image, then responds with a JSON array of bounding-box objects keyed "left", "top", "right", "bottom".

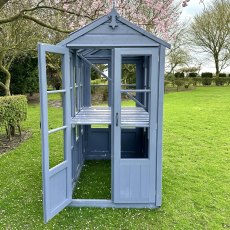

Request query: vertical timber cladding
[{"left": 113, "top": 48, "right": 160, "bottom": 204}]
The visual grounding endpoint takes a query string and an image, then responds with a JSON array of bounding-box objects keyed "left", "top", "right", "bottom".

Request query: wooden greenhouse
[{"left": 38, "top": 8, "right": 170, "bottom": 223}]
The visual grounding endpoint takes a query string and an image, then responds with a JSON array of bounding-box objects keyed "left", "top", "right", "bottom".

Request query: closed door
[{"left": 112, "top": 48, "right": 159, "bottom": 204}]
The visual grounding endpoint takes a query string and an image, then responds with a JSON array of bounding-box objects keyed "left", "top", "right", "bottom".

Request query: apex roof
[{"left": 58, "top": 8, "right": 171, "bottom": 49}]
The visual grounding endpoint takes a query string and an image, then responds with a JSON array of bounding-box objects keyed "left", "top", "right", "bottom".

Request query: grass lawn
[{"left": 0, "top": 87, "right": 230, "bottom": 229}]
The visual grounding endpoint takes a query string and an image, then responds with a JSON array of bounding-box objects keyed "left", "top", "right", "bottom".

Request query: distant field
[{"left": 0, "top": 87, "right": 229, "bottom": 229}]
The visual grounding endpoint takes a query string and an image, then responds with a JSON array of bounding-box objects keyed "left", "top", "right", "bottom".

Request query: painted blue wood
[
  {"left": 117, "top": 17, "right": 170, "bottom": 49},
  {"left": 155, "top": 45, "right": 166, "bottom": 206},
  {"left": 88, "top": 22, "right": 140, "bottom": 35},
  {"left": 113, "top": 48, "right": 158, "bottom": 204},
  {"left": 67, "top": 34, "right": 159, "bottom": 48},
  {"left": 70, "top": 199, "right": 157, "bottom": 208},
  {"left": 38, "top": 43, "right": 72, "bottom": 223},
  {"left": 58, "top": 9, "right": 170, "bottom": 49},
  {"left": 148, "top": 47, "right": 160, "bottom": 203},
  {"left": 39, "top": 5, "right": 169, "bottom": 221}
]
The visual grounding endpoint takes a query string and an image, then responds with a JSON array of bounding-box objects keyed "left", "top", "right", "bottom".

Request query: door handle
[{"left": 116, "top": 112, "right": 118, "bottom": 126}]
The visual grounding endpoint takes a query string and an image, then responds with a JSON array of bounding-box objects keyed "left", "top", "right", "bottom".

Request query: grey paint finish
[
  {"left": 113, "top": 48, "right": 158, "bottom": 204},
  {"left": 67, "top": 35, "right": 159, "bottom": 48},
  {"left": 88, "top": 22, "right": 140, "bottom": 35},
  {"left": 39, "top": 7, "right": 168, "bottom": 223},
  {"left": 58, "top": 9, "right": 170, "bottom": 49},
  {"left": 155, "top": 45, "right": 166, "bottom": 206},
  {"left": 38, "top": 43, "right": 72, "bottom": 223},
  {"left": 70, "top": 199, "right": 157, "bottom": 208}
]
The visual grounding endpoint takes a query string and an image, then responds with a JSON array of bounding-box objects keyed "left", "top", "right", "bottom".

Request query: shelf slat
[{"left": 71, "top": 106, "right": 149, "bottom": 127}]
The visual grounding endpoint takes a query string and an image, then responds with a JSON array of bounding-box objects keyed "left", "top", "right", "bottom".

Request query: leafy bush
[
  {"left": 188, "top": 72, "right": 198, "bottom": 78},
  {"left": 47, "top": 70, "right": 62, "bottom": 90},
  {"left": 164, "top": 80, "right": 170, "bottom": 87},
  {"left": 0, "top": 95, "right": 27, "bottom": 140},
  {"left": 174, "top": 79, "right": 184, "bottom": 91},
  {"left": 201, "top": 72, "right": 213, "bottom": 78},
  {"left": 175, "top": 72, "right": 184, "bottom": 78},
  {"left": 165, "top": 73, "right": 174, "bottom": 81},
  {"left": 102, "top": 87, "right": 109, "bottom": 101},
  {"left": 184, "top": 78, "right": 193, "bottom": 89},
  {"left": 214, "top": 77, "right": 226, "bottom": 86},
  {"left": 10, "top": 55, "right": 39, "bottom": 96},
  {"left": 164, "top": 80, "right": 170, "bottom": 92},
  {"left": 201, "top": 78, "right": 212, "bottom": 86},
  {"left": 219, "top": 73, "right": 227, "bottom": 78},
  {"left": 191, "top": 77, "right": 202, "bottom": 86},
  {"left": 226, "top": 77, "right": 230, "bottom": 85},
  {"left": 165, "top": 73, "right": 175, "bottom": 87}
]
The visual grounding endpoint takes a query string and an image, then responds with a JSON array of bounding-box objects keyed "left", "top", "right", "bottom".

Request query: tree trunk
[
  {"left": 2, "top": 71, "right": 11, "bottom": 96},
  {"left": 214, "top": 54, "right": 220, "bottom": 78},
  {"left": 0, "top": 54, "right": 11, "bottom": 96}
]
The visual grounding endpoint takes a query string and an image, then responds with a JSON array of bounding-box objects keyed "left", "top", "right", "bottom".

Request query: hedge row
[
  {"left": 174, "top": 72, "right": 230, "bottom": 79},
  {"left": 0, "top": 95, "right": 27, "bottom": 139},
  {"left": 165, "top": 76, "right": 230, "bottom": 87}
]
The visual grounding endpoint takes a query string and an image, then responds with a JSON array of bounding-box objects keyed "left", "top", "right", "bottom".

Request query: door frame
[
  {"left": 38, "top": 43, "right": 72, "bottom": 223},
  {"left": 112, "top": 48, "right": 159, "bottom": 204}
]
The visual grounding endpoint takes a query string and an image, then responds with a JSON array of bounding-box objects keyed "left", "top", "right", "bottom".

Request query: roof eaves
[{"left": 117, "top": 17, "right": 171, "bottom": 49}]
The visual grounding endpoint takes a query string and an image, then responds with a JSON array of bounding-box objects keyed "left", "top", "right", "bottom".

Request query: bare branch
[{"left": 22, "top": 14, "right": 73, "bottom": 34}]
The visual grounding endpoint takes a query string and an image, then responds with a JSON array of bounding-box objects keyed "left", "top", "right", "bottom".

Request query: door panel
[
  {"left": 38, "top": 43, "right": 71, "bottom": 222},
  {"left": 113, "top": 48, "right": 159, "bottom": 204}
]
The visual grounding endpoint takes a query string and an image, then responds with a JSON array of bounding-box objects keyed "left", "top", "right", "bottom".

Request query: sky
[
  {"left": 179, "top": 0, "right": 230, "bottom": 74},
  {"left": 180, "top": 0, "right": 204, "bottom": 21}
]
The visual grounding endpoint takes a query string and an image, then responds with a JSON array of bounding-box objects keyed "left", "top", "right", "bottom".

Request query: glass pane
[
  {"left": 121, "top": 64, "right": 136, "bottom": 90},
  {"left": 49, "top": 129, "right": 65, "bottom": 169},
  {"left": 91, "top": 64, "right": 109, "bottom": 106},
  {"left": 46, "top": 53, "right": 63, "bottom": 91},
  {"left": 47, "top": 93, "right": 64, "bottom": 131}
]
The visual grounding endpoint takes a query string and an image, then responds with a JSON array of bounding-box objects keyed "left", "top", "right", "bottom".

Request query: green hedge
[
  {"left": 201, "top": 72, "right": 213, "bottom": 78},
  {"left": 164, "top": 72, "right": 230, "bottom": 89},
  {"left": 219, "top": 73, "right": 227, "bottom": 78},
  {"left": 214, "top": 77, "right": 227, "bottom": 86},
  {"left": 0, "top": 95, "right": 27, "bottom": 139},
  {"left": 201, "top": 77, "right": 212, "bottom": 86},
  {"left": 175, "top": 72, "right": 184, "bottom": 78}
]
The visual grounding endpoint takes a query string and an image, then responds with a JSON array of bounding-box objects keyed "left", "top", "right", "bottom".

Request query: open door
[
  {"left": 38, "top": 43, "right": 72, "bottom": 222},
  {"left": 112, "top": 48, "right": 159, "bottom": 204}
]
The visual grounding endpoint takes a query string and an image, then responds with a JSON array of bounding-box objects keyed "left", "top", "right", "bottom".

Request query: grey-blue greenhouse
[{"left": 38, "top": 8, "right": 170, "bottom": 223}]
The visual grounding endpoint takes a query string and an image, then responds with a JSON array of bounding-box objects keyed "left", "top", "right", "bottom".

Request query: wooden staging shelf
[{"left": 71, "top": 106, "right": 149, "bottom": 127}]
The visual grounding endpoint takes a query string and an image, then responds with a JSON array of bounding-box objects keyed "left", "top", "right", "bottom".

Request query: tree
[
  {"left": 0, "top": 6, "right": 47, "bottom": 95},
  {"left": 167, "top": 45, "right": 190, "bottom": 74},
  {"left": 166, "top": 24, "right": 191, "bottom": 74},
  {"left": 0, "top": 0, "right": 182, "bottom": 40},
  {"left": 0, "top": 0, "right": 183, "bottom": 95},
  {"left": 189, "top": 0, "right": 230, "bottom": 77}
]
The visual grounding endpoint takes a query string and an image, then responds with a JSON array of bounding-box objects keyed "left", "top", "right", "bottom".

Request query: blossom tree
[
  {"left": 0, "top": 0, "right": 183, "bottom": 41},
  {"left": 0, "top": 0, "right": 199, "bottom": 95}
]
